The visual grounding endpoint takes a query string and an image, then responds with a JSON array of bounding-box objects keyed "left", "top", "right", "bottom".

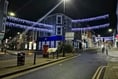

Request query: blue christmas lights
[
  {"left": 7, "top": 16, "right": 53, "bottom": 29},
  {"left": 71, "top": 23, "right": 110, "bottom": 31},
  {"left": 95, "top": 36, "right": 113, "bottom": 40},
  {"left": 72, "top": 14, "right": 109, "bottom": 23},
  {"left": 6, "top": 14, "right": 110, "bottom": 33},
  {"left": 5, "top": 22, "right": 53, "bottom": 33}
]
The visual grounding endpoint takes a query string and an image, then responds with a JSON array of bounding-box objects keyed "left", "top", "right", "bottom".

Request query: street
[
  {"left": 0, "top": 0, "right": 117, "bottom": 79},
  {"left": 13, "top": 50, "right": 108, "bottom": 79}
]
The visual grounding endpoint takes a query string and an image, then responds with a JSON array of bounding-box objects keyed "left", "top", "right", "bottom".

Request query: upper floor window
[
  {"left": 56, "top": 15, "right": 62, "bottom": 24},
  {"left": 56, "top": 26, "right": 62, "bottom": 35}
]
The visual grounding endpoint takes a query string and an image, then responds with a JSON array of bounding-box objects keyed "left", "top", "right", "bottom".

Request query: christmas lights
[
  {"left": 7, "top": 16, "right": 53, "bottom": 29},
  {"left": 5, "top": 22, "right": 53, "bottom": 33},
  {"left": 95, "top": 36, "right": 113, "bottom": 40},
  {"left": 72, "top": 14, "right": 109, "bottom": 23},
  {"left": 71, "top": 23, "right": 110, "bottom": 31}
]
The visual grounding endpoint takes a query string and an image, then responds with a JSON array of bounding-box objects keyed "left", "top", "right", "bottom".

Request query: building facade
[
  {"left": 0, "top": 0, "right": 8, "bottom": 50},
  {"left": 36, "top": 13, "right": 73, "bottom": 50},
  {"left": 41, "top": 13, "right": 72, "bottom": 36},
  {"left": 35, "top": 13, "right": 95, "bottom": 50}
]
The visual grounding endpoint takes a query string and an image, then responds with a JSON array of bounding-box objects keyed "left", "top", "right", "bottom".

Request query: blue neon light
[
  {"left": 71, "top": 23, "right": 110, "bottom": 31},
  {"left": 7, "top": 16, "right": 53, "bottom": 29},
  {"left": 5, "top": 22, "right": 53, "bottom": 33},
  {"left": 38, "top": 36, "right": 64, "bottom": 41},
  {"left": 72, "top": 14, "right": 109, "bottom": 23}
]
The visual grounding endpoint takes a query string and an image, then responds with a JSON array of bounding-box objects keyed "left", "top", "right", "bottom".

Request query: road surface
[{"left": 14, "top": 50, "right": 108, "bottom": 79}]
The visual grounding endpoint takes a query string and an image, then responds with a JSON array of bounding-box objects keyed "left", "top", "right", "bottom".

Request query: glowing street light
[
  {"left": 17, "top": 32, "right": 20, "bottom": 35},
  {"left": 63, "top": 0, "right": 70, "bottom": 3},
  {"left": 108, "top": 28, "right": 113, "bottom": 33},
  {"left": 8, "top": 12, "right": 16, "bottom": 16},
  {"left": 63, "top": 0, "right": 70, "bottom": 13}
]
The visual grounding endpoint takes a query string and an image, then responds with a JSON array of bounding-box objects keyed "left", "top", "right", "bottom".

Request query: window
[
  {"left": 56, "top": 15, "right": 62, "bottom": 24},
  {"left": 57, "top": 27, "right": 61, "bottom": 34},
  {"left": 56, "top": 26, "right": 62, "bottom": 35}
]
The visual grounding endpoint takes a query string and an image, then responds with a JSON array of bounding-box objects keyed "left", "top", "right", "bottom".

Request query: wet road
[{"left": 14, "top": 51, "right": 108, "bottom": 79}]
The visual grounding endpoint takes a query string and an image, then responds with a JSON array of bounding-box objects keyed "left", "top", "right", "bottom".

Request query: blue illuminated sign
[{"left": 38, "top": 36, "right": 64, "bottom": 41}]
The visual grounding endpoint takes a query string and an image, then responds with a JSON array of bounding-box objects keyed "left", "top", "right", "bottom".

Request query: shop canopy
[{"left": 38, "top": 36, "right": 64, "bottom": 41}]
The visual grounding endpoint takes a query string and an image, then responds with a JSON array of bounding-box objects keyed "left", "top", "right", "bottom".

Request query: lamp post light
[
  {"left": 63, "top": 0, "right": 70, "bottom": 13},
  {"left": 108, "top": 28, "right": 113, "bottom": 33},
  {"left": 17, "top": 32, "right": 20, "bottom": 35},
  {"left": 8, "top": 12, "right": 16, "bottom": 17}
]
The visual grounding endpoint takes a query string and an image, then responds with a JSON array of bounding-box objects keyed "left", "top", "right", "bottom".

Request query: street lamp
[
  {"left": 8, "top": 12, "right": 16, "bottom": 16},
  {"left": 17, "top": 32, "right": 20, "bottom": 35},
  {"left": 108, "top": 28, "right": 113, "bottom": 33}
]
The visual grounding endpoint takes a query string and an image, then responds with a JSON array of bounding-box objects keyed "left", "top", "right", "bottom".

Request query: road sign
[
  {"left": 0, "top": 32, "right": 4, "bottom": 40},
  {"left": 65, "top": 32, "right": 74, "bottom": 40}
]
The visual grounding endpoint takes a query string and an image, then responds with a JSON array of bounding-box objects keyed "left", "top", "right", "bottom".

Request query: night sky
[{"left": 7, "top": 0, "right": 117, "bottom": 36}]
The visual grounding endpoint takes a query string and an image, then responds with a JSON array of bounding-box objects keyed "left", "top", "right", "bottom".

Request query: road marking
[
  {"left": 96, "top": 66, "right": 105, "bottom": 79},
  {"left": 92, "top": 66, "right": 106, "bottom": 79},
  {"left": 92, "top": 66, "right": 102, "bottom": 79},
  {"left": 2, "top": 55, "right": 79, "bottom": 79}
]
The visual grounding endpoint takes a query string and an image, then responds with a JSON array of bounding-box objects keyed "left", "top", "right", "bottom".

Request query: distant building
[
  {"left": 0, "top": 0, "right": 8, "bottom": 50},
  {"left": 72, "top": 22, "right": 82, "bottom": 40}
]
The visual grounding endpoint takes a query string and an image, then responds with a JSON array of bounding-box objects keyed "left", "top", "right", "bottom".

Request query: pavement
[
  {"left": 0, "top": 48, "right": 118, "bottom": 79},
  {"left": 103, "top": 48, "right": 118, "bottom": 79},
  {"left": 0, "top": 51, "right": 77, "bottom": 78}
]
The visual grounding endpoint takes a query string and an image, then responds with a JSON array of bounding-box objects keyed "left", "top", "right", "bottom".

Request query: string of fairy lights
[
  {"left": 71, "top": 23, "right": 110, "bottom": 31},
  {"left": 5, "top": 22, "right": 53, "bottom": 33},
  {"left": 72, "top": 14, "right": 109, "bottom": 23},
  {"left": 6, "top": 14, "right": 109, "bottom": 32}
]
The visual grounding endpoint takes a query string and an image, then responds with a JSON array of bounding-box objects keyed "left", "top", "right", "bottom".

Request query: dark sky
[{"left": 7, "top": 0, "right": 117, "bottom": 36}]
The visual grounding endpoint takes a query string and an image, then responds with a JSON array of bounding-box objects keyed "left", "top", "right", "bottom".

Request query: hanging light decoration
[
  {"left": 7, "top": 16, "right": 53, "bottom": 29},
  {"left": 72, "top": 14, "right": 109, "bottom": 23},
  {"left": 5, "top": 22, "right": 53, "bottom": 33},
  {"left": 71, "top": 23, "right": 110, "bottom": 31}
]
